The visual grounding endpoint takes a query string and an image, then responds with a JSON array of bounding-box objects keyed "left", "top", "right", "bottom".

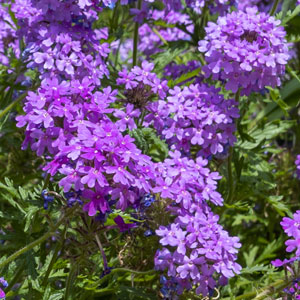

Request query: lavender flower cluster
[
  {"left": 146, "top": 84, "right": 239, "bottom": 157},
  {"left": 198, "top": 7, "right": 289, "bottom": 95}
]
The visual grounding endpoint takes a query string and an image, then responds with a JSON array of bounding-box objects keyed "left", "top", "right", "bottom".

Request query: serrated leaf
[
  {"left": 241, "top": 265, "right": 269, "bottom": 274},
  {"left": 267, "top": 195, "right": 290, "bottom": 216},
  {"left": 168, "top": 67, "right": 201, "bottom": 88},
  {"left": 281, "top": 5, "right": 300, "bottom": 25},
  {"left": 255, "top": 238, "right": 285, "bottom": 264},
  {"left": 152, "top": 42, "right": 188, "bottom": 73},
  {"left": 42, "top": 285, "right": 52, "bottom": 300},
  {"left": 243, "top": 246, "right": 259, "bottom": 267},
  {"left": 48, "top": 292, "right": 64, "bottom": 300},
  {"left": 24, "top": 207, "right": 39, "bottom": 232},
  {"left": 238, "top": 120, "right": 295, "bottom": 150}
]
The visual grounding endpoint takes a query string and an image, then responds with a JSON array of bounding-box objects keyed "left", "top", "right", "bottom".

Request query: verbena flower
[
  {"left": 198, "top": 7, "right": 289, "bottom": 95},
  {"left": 146, "top": 84, "right": 239, "bottom": 157},
  {"left": 155, "top": 205, "right": 241, "bottom": 296}
]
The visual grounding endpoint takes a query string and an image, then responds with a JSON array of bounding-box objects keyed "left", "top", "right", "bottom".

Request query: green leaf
[
  {"left": 237, "top": 120, "right": 295, "bottom": 150},
  {"left": 42, "top": 285, "right": 52, "bottom": 300},
  {"left": 168, "top": 67, "right": 201, "bottom": 88},
  {"left": 243, "top": 246, "right": 259, "bottom": 267},
  {"left": 254, "top": 238, "right": 285, "bottom": 264},
  {"left": 281, "top": 4, "right": 300, "bottom": 25},
  {"left": 48, "top": 292, "right": 64, "bottom": 300},
  {"left": 267, "top": 195, "right": 290, "bottom": 216},
  {"left": 240, "top": 265, "right": 269, "bottom": 274},
  {"left": 24, "top": 207, "right": 40, "bottom": 232},
  {"left": 151, "top": 42, "right": 188, "bottom": 73}
]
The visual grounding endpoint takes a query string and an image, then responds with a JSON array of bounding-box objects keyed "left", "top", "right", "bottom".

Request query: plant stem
[
  {"left": 0, "top": 92, "right": 27, "bottom": 120},
  {"left": 64, "top": 262, "right": 77, "bottom": 300},
  {"left": 152, "top": 28, "right": 168, "bottom": 46},
  {"left": 132, "top": 0, "right": 142, "bottom": 67},
  {"left": 42, "top": 226, "right": 66, "bottom": 286},
  {"left": 0, "top": 205, "right": 77, "bottom": 270},
  {"left": 96, "top": 267, "right": 156, "bottom": 287},
  {"left": 95, "top": 233, "right": 108, "bottom": 270},
  {"left": 235, "top": 279, "right": 292, "bottom": 300},
  {"left": 226, "top": 147, "right": 234, "bottom": 203},
  {"left": 42, "top": 173, "right": 51, "bottom": 190},
  {"left": 110, "top": 268, "right": 155, "bottom": 275},
  {"left": 269, "top": 0, "right": 280, "bottom": 16}
]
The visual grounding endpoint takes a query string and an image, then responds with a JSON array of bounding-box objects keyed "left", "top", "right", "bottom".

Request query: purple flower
[
  {"left": 114, "top": 104, "right": 140, "bottom": 132},
  {"left": 83, "top": 186, "right": 110, "bottom": 215},
  {"left": 114, "top": 215, "right": 137, "bottom": 232}
]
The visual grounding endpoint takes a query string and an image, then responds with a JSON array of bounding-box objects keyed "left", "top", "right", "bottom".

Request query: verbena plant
[{"left": 0, "top": 0, "right": 300, "bottom": 299}]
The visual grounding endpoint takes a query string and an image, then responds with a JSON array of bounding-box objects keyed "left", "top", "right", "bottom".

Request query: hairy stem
[
  {"left": 95, "top": 233, "right": 108, "bottom": 270},
  {"left": 132, "top": 0, "right": 142, "bottom": 67},
  {"left": 42, "top": 226, "right": 67, "bottom": 286},
  {"left": 0, "top": 92, "right": 27, "bottom": 120},
  {"left": 235, "top": 279, "right": 293, "bottom": 300},
  {"left": 226, "top": 147, "right": 234, "bottom": 203},
  {"left": 269, "top": 0, "right": 280, "bottom": 16}
]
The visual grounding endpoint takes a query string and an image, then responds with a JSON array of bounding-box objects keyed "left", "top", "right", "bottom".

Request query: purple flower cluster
[
  {"left": 17, "top": 77, "right": 162, "bottom": 215},
  {"left": 155, "top": 205, "right": 241, "bottom": 296},
  {"left": 146, "top": 84, "right": 239, "bottom": 157},
  {"left": 117, "top": 60, "right": 169, "bottom": 101},
  {"left": 198, "top": 7, "right": 289, "bottom": 95},
  {"left": 154, "top": 151, "right": 224, "bottom": 208},
  {"left": 271, "top": 211, "right": 300, "bottom": 299},
  {"left": 153, "top": 150, "right": 241, "bottom": 295}
]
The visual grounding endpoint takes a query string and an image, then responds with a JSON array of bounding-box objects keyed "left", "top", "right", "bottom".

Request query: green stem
[
  {"left": 42, "top": 226, "right": 66, "bottom": 286},
  {"left": 235, "top": 279, "right": 292, "bottom": 300},
  {"left": 114, "top": 37, "right": 123, "bottom": 67},
  {"left": 132, "top": 0, "right": 142, "bottom": 67},
  {"left": 152, "top": 28, "right": 168, "bottom": 46},
  {"left": 95, "top": 233, "right": 108, "bottom": 270},
  {"left": 0, "top": 92, "right": 27, "bottom": 120},
  {"left": 0, "top": 205, "right": 77, "bottom": 270},
  {"left": 96, "top": 267, "right": 156, "bottom": 287},
  {"left": 42, "top": 173, "right": 51, "bottom": 190},
  {"left": 64, "top": 263, "right": 77, "bottom": 300},
  {"left": 198, "top": 54, "right": 206, "bottom": 66},
  {"left": 138, "top": 109, "right": 146, "bottom": 128},
  {"left": 111, "top": 268, "right": 155, "bottom": 275},
  {"left": 226, "top": 147, "right": 234, "bottom": 203},
  {"left": 269, "top": 0, "right": 280, "bottom": 16}
]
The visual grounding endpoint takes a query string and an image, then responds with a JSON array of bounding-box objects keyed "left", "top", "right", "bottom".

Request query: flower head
[{"left": 198, "top": 7, "right": 289, "bottom": 95}]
